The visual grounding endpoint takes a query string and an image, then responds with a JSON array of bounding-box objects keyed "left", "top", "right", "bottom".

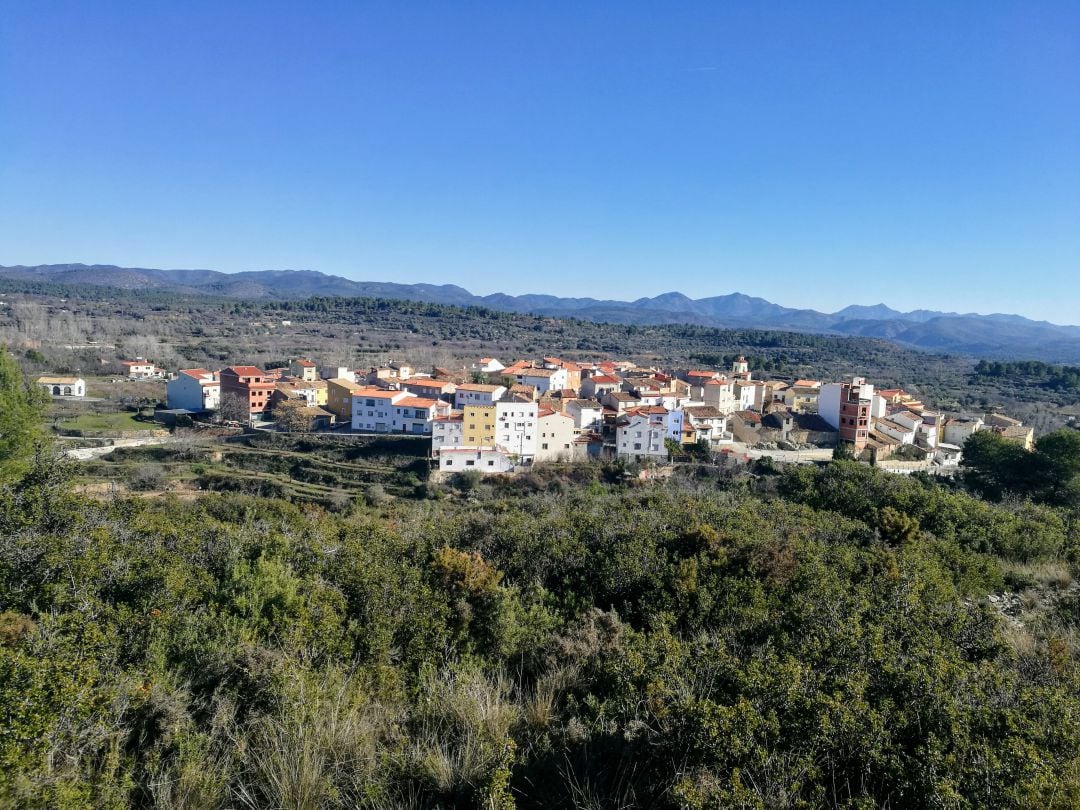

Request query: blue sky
[{"left": 1, "top": 2, "right": 1078, "bottom": 322}]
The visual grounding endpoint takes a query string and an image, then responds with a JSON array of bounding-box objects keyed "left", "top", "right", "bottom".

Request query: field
[
  {"left": 76, "top": 432, "right": 434, "bottom": 507},
  {"left": 56, "top": 410, "right": 150, "bottom": 433}
]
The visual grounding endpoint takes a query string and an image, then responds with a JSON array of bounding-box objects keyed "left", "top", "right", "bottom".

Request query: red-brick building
[
  {"left": 838, "top": 376, "right": 874, "bottom": 450},
  {"left": 219, "top": 365, "right": 277, "bottom": 416}
]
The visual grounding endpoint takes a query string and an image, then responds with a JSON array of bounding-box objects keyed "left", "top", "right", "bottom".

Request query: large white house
[
  {"left": 390, "top": 396, "right": 451, "bottom": 434},
  {"left": 616, "top": 412, "right": 673, "bottom": 462},
  {"left": 494, "top": 401, "right": 538, "bottom": 461},
  {"left": 351, "top": 388, "right": 409, "bottom": 432},
  {"left": 166, "top": 369, "right": 220, "bottom": 411},
  {"left": 350, "top": 388, "right": 450, "bottom": 433}
]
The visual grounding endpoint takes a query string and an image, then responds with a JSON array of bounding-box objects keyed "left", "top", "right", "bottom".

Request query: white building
[
  {"left": 702, "top": 378, "right": 739, "bottom": 414},
  {"left": 818, "top": 383, "right": 843, "bottom": 430},
  {"left": 431, "top": 414, "right": 464, "bottom": 455},
  {"left": 37, "top": 376, "right": 86, "bottom": 399},
  {"left": 350, "top": 388, "right": 409, "bottom": 432},
  {"left": 875, "top": 417, "right": 917, "bottom": 445},
  {"left": 683, "top": 406, "right": 733, "bottom": 448},
  {"left": 580, "top": 374, "right": 622, "bottom": 400},
  {"left": 943, "top": 416, "right": 983, "bottom": 447},
  {"left": 535, "top": 409, "right": 576, "bottom": 462},
  {"left": 474, "top": 357, "right": 505, "bottom": 373},
  {"left": 321, "top": 366, "right": 357, "bottom": 383},
  {"left": 120, "top": 359, "right": 162, "bottom": 379},
  {"left": 514, "top": 367, "right": 568, "bottom": 395},
  {"left": 616, "top": 412, "right": 673, "bottom": 462},
  {"left": 733, "top": 380, "right": 760, "bottom": 411},
  {"left": 438, "top": 446, "right": 515, "bottom": 474},
  {"left": 166, "top": 369, "right": 220, "bottom": 411},
  {"left": 390, "top": 396, "right": 450, "bottom": 435},
  {"left": 454, "top": 384, "right": 507, "bottom": 409},
  {"left": 494, "top": 401, "right": 538, "bottom": 461},
  {"left": 565, "top": 399, "right": 604, "bottom": 433},
  {"left": 351, "top": 388, "right": 450, "bottom": 433}
]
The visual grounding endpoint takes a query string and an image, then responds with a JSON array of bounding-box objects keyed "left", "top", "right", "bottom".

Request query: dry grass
[{"left": 1002, "top": 560, "right": 1075, "bottom": 590}]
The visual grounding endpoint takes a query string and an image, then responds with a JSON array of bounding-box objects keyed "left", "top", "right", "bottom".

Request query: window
[
  {"left": 488, "top": 460, "right": 495, "bottom": 466},
  {"left": 542, "top": 443, "right": 549, "bottom": 450},
  {"left": 445, "top": 460, "right": 453, "bottom": 466},
  {"left": 466, "top": 460, "right": 475, "bottom": 466},
  {"left": 634, "top": 442, "right": 642, "bottom": 450}
]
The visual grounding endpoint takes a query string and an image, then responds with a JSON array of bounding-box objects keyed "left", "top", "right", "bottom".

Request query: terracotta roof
[
  {"left": 397, "top": 396, "right": 441, "bottom": 408},
  {"left": 406, "top": 379, "right": 455, "bottom": 390},
  {"left": 539, "top": 409, "right": 573, "bottom": 420},
  {"left": 354, "top": 387, "right": 405, "bottom": 400},
  {"left": 294, "top": 359, "right": 316, "bottom": 367},
  {"left": 684, "top": 406, "right": 725, "bottom": 418},
  {"left": 179, "top": 368, "right": 212, "bottom": 379},
  {"left": 222, "top": 365, "right": 266, "bottom": 377},
  {"left": 734, "top": 410, "right": 762, "bottom": 425},
  {"left": 518, "top": 368, "right": 558, "bottom": 377},
  {"left": 792, "top": 379, "right": 822, "bottom": 388},
  {"left": 589, "top": 375, "right": 621, "bottom": 384},
  {"left": 456, "top": 383, "right": 505, "bottom": 393}
]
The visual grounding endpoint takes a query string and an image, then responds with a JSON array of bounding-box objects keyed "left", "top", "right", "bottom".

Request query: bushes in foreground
[{"left": 1, "top": 456, "right": 1079, "bottom": 807}]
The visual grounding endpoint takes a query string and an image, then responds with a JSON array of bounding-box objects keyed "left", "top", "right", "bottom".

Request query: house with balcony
[
  {"left": 683, "top": 406, "right": 733, "bottom": 448},
  {"left": 219, "top": 366, "right": 277, "bottom": 417},
  {"left": 388, "top": 396, "right": 451, "bottom": 434},
  {"left": 120, "top": 359, "right": 163, "bottom": 379}
]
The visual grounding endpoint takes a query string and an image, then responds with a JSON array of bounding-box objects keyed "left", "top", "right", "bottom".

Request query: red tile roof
[{"left": 223, "top": 365, "right": 265, "bottom": 376}]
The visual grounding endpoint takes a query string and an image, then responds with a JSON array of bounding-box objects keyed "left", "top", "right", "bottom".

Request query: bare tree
[
  {"left": 218, "top": 391, "right": 251, "bottom": 424},
  {"left": 271, "top": 398, "right": 311, "bottom": 432}
]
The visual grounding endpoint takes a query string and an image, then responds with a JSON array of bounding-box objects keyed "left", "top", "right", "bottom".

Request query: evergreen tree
[{"left": 0, "top": 348, "right": 47, "bottom": 480}]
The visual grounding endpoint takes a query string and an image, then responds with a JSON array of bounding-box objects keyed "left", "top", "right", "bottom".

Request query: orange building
[{"left": 219, "top": 365, "right": 277, "bottom": 415}]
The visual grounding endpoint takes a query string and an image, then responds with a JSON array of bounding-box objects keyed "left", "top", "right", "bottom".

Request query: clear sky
[{"left": 1, "top": 2, "right": 1078, "bottom": 322}]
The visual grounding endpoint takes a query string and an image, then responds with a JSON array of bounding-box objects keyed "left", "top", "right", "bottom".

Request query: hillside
[{"left": 3, "top": 264, "right": 1080, "bottom": 362}]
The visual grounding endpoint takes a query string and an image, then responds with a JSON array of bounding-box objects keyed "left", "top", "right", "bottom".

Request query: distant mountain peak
[{"left": 2, "top": 263, "right": 1079, "bottom": 362}]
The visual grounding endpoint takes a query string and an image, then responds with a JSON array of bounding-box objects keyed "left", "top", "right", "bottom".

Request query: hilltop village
[{"left": 38, "top": 352, "right": 1035, "bottom": 474}]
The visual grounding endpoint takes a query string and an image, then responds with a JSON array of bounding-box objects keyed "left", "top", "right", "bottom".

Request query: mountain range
[{"left": 3, "top": 263, "right": 1079, "bottom": 363}]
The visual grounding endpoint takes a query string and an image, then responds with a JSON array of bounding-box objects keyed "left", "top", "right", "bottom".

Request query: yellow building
[
  {"left": 463, "top": 404, "right": 497, "bottom": 446},
  {"left": 326, "top": 378, "right": 364, "bottom": 421}
]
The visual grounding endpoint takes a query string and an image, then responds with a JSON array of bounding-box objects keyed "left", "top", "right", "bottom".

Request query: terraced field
[{"left": 78, "top": 432, "right": 433, "bottom": 506}]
